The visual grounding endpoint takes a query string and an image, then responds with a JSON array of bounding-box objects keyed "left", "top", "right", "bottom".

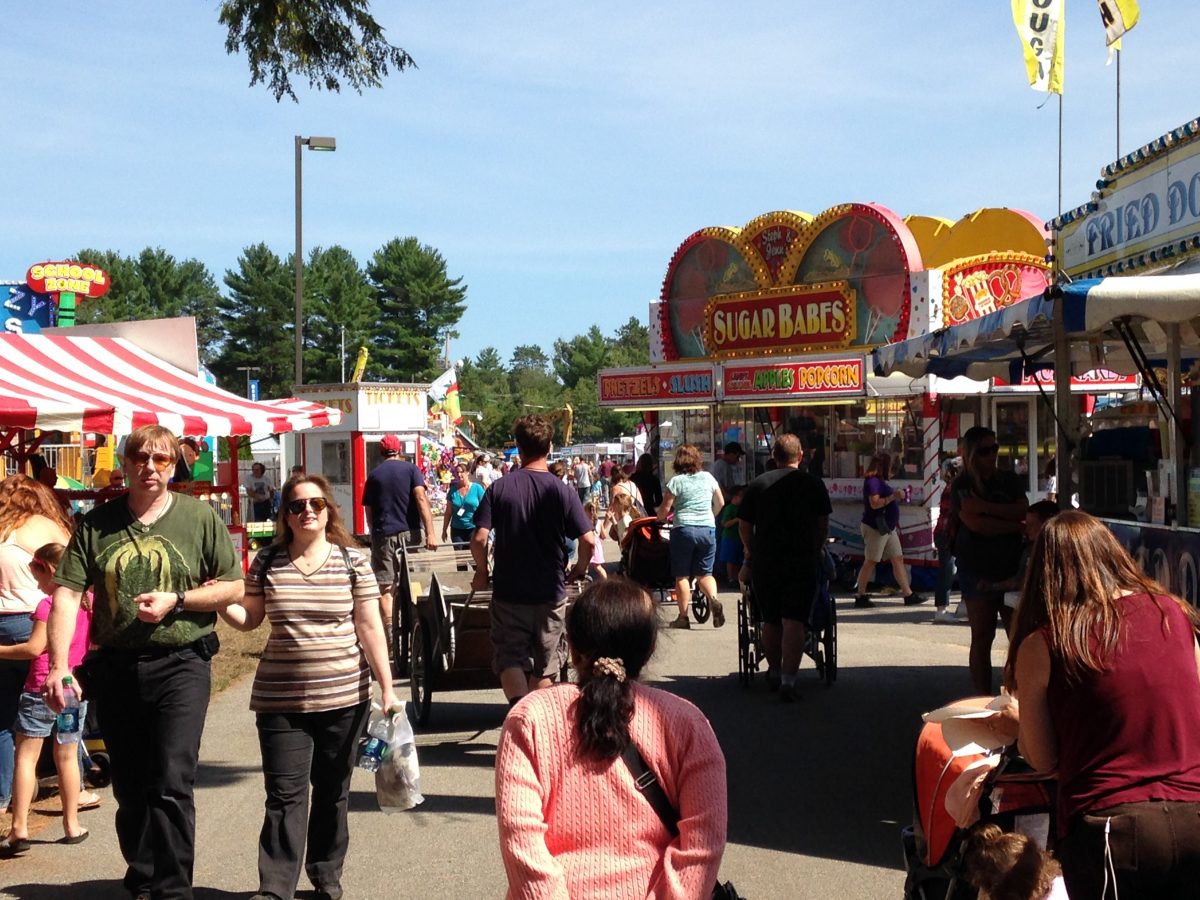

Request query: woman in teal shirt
[
  {"left": 656, "top": 444, "right": 725, "bottom": 630},
  {"left": 441, "top": 467, "right": 486, "bottom": 550}
]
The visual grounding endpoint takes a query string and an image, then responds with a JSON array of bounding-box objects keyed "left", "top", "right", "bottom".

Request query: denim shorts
[
  {"left": 669, "top": 525, "right": 716, "bottom": 579},
  {"left": 15, "top": 691, "right": 88, "bottom": 739}
]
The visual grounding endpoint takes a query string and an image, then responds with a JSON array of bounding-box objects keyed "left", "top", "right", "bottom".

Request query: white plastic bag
[{"left": 373, "top": 700, "right": 424, "bottom": 812}]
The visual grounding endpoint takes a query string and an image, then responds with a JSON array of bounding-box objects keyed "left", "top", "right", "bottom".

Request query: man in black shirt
[{"left": 738, "top": 434, "right": 832, "bottom": 703}]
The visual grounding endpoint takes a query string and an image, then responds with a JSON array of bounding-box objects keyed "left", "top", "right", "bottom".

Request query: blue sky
[{"left": 3, "top": 2, "right": 1199, "bottom": 365}]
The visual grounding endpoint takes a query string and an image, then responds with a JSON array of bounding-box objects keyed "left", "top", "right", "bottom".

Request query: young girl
[
  {"left": 0, "top": 543, "right": 95, "bottom": 854},
  {"left": 602, "top": 492, "right": 636, "bottom": 545},
  {"left": 717, "top": 485, "right": 745, "bottom": 588},
  {"left": 961, "top": 823, "right": 1068, "bottom": 900},
  {"left": 583, "top": 501, "right": 607, "bottom": 580}
]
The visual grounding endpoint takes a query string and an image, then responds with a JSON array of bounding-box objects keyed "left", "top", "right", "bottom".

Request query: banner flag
[
  {"left": 1098, "top": 0, "right": 1139, "bottom": 46},
  {"left": 1012, "top": 0, "right": 1065, "bottom": 95},
  {"left": 428, "top": 366, "right": 461, "bottom": 424}
]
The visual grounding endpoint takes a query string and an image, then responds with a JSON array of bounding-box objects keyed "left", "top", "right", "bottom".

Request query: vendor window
[{"left": 321, "top": 441, "right": 351, "bottom": 485}]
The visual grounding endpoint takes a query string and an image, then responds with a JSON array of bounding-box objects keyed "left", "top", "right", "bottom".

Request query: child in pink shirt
[{"left": 0, "top": 543, "right": 94, "bottom": 854}]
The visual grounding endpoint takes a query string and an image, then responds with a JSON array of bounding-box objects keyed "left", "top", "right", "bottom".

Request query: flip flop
[
  {"left": 0, "top": 835, "right": 31, "bottom": 856},
  {"left": 78, "top": 792, "right": 102, "bottom": 811},
  {"left": 61, "top": 830, "right": 89, "bottom": 845}
]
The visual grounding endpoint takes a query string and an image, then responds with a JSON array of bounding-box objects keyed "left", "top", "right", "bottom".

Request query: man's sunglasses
[
  {"left": 286, "top": 497, "right": 329, "bottom": 515},
  {"left": 977, "top": 444, "right": 999, "bottom": 457},
  {"left": 126, "top": 450, "right": 174, "bottom": 472}
]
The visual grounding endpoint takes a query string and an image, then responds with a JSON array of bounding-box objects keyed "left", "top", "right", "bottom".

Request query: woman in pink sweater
[{"left": 496, "top": 578, "right": 727, "bottom": 899}]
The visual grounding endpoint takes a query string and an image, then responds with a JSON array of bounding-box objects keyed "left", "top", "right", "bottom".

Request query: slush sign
[{"left": 598, "top": 367, "right": 716, "bottom": 407}]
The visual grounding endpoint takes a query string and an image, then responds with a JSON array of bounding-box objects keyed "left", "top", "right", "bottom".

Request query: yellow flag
[
  {"left": 1098, "top": 0, "right": 1139, "bottom": 46},
  {"left": 1012, "top": 0, "right": 1065, "bottom": 95}
]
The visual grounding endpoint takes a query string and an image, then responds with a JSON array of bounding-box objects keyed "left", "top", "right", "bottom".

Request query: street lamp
[
  {"left": 294, "top": 134, "right": 337, "bottom": 388},
  {"left": 237, "top": 365, "right": 261, "bottom": 399}
]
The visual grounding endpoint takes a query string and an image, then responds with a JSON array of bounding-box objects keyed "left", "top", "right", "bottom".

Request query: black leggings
[{"left": 1058, "top": 800, "right": 1200, "bottom": 899}]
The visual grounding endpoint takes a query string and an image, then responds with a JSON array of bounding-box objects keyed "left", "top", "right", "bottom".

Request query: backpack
[{"left": 257, "top": 543, "right": 358, "bottom": 591}]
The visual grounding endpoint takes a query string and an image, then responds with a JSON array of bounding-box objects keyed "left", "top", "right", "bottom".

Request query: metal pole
[
  {"left": 294, "top": 135, "right": 304, "bottom": 389},
  {"left": 340, "top": 326, "right": 346, "bottom": 383},
  {"left": 1168, "top": 323, "right": 1184, "bottom": 525}
]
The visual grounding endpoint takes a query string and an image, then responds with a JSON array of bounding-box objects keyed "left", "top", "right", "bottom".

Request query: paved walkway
[{"left": 0, "top": 588, "right": 1001, "bottom": 899}]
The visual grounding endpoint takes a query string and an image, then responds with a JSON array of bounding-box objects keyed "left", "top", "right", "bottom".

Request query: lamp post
[
  {"left": 294, "top": 135, "right": 337, "bottom": 388},
  {"left": 237, "top": 365, "right": 261, "bottom": 399}
]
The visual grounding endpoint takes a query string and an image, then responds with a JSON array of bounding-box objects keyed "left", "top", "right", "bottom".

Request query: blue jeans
[
  {"left": 935, "top": 549, "right": 957, "bottom": 609},
  {"left": 0, "top": 612, "right": 34, "bottom": 808}
]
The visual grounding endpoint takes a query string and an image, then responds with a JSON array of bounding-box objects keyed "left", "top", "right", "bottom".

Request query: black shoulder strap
[
  {"left": 257, "top": 544, "right": 279, "bottom": 591},
  {"left": 340, "top": 544, "right": 357, "bottom": 590},
  {"left": 621, "top": 743, "right": 680, "bottom": 837}
]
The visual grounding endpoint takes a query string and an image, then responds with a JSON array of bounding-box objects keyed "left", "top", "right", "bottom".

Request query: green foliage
[
  {"left": 367, "top": 237, "right": 467, "bottom": 383},
  {"left": 303, "top": 245, "right": 374, "bottom": 384},
  {"left": 219, "top": 0, "right": 416, "bottom": 102},
  {"left": 553, "top": 325, "right": 609, "bottom": 389},
  {"left": 212, "top": 243, "right": 296, "bottom": 398}
]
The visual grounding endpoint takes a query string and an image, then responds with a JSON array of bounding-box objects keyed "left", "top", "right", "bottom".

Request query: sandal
[
  {"left": 61, "top": 829, "right": 90, "bottom": 844},
  {"left": 78, "top": 791, "right": 102, "bottom": 811},
  {"left": 0, "top": 835, "right": 30, "bottom": 856}
]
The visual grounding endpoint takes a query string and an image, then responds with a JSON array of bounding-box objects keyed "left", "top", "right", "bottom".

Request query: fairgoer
[
  {"left": 495, "top": 578, "right": 727, "bottom": 897},
  {"left": 247, "top": 462, "right": 274, "bottom": 523},
  {"left": 472, "top": 415, "right": 594, "bottom": 705},
  {"left": 45, "top": 425, "right": 245, "bottom": 900},
  {"left": 708, "top": 441, "right": 744, "bottom": 498},
  {"left": 737, "top": 435, "right": 831, "bottom": 702},
  {"left": 221, "top": 475, "right": 396, "bottom": 900},
  {"left": 630, "top": 453, "right": 663, "bottom": 518},
  {"left": 362, "top": 434, "right": 437, "bottom": 652},
  {"left": 854, "top": 451, "right": 924, "bottom": 609},
  {"left": 656, "top": 444, "right": 725, "bottom": 630},
  {"left": 1000, "top": 512, "right": 1200, "bottom": 899}
]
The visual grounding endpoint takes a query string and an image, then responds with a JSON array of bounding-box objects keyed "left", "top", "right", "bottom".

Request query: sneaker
[
  {"left": 316, "top": 887, "right": 343, "bottom": 900},
  {"left": 933, "top": 607, "right": 958, "bottom": 625},
  {"left": 953, "top": 602, "right": 969, "bottom": 621},
  {"left": 903, "top": 592, "right": 929, "bottom": 606},
  {"left": 853, "top": 595, "right": 876, "bottom": 609},
  {"left": 668, "top": 615, "right": 691, "bottom": 629},
  {"left": 778, "top": 683, "right": 800, "bottom": 703},
  {"left": 711, "top": 599, "right": 725, "bottom": 628}
]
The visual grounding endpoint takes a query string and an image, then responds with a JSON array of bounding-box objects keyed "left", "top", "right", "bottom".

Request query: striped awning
[{"left": 0, "top": 333, "right": 341, "bottom": 435}]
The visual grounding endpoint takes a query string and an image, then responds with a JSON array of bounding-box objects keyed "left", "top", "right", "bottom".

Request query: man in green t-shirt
[{"left": 45, "top": 425, "right": 244, "bottom": 900}]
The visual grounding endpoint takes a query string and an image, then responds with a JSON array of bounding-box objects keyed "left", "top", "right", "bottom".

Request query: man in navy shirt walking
[{"left": 363, "top": 435, "right": 437, "bottom": 652}]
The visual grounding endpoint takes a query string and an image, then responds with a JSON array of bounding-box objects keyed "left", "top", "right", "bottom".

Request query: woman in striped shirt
[{"left": 221, "top": 474, "right": 397, "bottom": 900}]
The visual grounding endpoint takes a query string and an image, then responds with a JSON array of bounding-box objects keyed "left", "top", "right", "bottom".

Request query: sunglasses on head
[
  {"left": 286, "top": 497, "right": 329, "bottom": 515},
  {"left": 977, "top": 444, "right": 999, "bottom": 457},
  {"left": 127, "top": 450, "right": 174, "bottom": 472}
]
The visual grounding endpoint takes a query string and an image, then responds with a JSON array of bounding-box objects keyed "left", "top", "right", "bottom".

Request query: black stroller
[{"left": 619, "top": 517, "right": 711, "bottom": 624}]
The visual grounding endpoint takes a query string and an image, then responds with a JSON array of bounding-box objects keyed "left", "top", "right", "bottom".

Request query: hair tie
[{"left": 593, "top": 657, "right": 627, "bottom": 683}]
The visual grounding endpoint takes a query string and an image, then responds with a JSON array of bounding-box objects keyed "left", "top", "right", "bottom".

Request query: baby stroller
[
  {"left": 619, "top": 517, "right": 710, "bottom": 624},
  {"left": 901, "top": 720, "right": 1055, "bottom": 899}
]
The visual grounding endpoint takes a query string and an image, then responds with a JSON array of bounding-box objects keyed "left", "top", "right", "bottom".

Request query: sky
[{"left": 4, "top": 2, "right": 1200, "bottom": 366}]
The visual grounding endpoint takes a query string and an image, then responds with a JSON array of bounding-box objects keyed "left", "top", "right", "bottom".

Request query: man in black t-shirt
[
  {"left": 363, "top": 435, "right": 437, "bottom": 642},
  {"left": 738, "top": 434, "right": 832, "bottom": 703},
  {"left": 472, "top": 415, "right": 594, "bottom": 705}
]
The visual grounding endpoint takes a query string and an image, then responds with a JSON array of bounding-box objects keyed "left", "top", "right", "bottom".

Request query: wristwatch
[{"left": 173, "top": 590, "right": 186, "bottom": 615}]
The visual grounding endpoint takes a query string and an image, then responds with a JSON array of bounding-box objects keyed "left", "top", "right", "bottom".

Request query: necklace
[
  {"left": 290, "top": 544, "right": 332, "bottom": 579},
  {"left": 129, "top": 493, "right": 174, "bottom": 534}
]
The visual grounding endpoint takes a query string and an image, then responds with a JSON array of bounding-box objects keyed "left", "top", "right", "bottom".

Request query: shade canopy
[
  {"left": 872, "top": 273, "right": 1200, "bottom": 380},
  {"left": 0, "top": 333, "right": 340, "bottom": 436}
]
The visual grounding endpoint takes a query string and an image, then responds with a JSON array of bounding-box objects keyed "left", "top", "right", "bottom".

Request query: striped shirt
[{"left": 247, "top": 544, "right": 379, "bottom": 714}]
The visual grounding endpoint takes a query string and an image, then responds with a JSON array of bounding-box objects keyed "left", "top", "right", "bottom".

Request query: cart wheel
[
  {"left": 823, "top": 603, "right": 838, "bottom": 685},
  {"left": 409, "top": 619, "right": 433, "bottom": 726},
  {"left": 86, "top": 751, "right": 111, "bottom": 788},
  {"left": 736, "top": 596, "right": 750, "bottom": 687},
  {"left": 691, "top": 587, "right": 711, "bottom": 624},
  {"left": 392, "top": 599, "right": 411, "bottom": 680}
]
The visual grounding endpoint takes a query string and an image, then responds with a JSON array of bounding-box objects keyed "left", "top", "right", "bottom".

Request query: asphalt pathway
[{"left": 0, "top": 589, "right": 1002, "bottom": 900}]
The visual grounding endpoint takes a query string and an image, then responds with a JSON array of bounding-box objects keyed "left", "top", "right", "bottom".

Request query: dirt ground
[{"left": 1, "top": 621, "right": 267, "bottom": 843}]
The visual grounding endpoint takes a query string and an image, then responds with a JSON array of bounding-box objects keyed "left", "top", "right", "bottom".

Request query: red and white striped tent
[{"left": 0, "top": 332, "right": 341, "bottom": 438}]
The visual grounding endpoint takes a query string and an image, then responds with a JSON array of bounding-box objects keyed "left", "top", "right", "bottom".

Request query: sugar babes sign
[
  {"left": 598, "top": 366, "right": 716, "bottom": 407},
  {"left": 704, "top": 283, "right": 855, "bottom": 359},
  {"left": 723, "top": 357, "right": 864, "bottom": 402}
]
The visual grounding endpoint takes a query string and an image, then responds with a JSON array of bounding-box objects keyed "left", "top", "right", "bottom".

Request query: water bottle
[
  {"left": 356, "top": 711, "right": 390, "bottom": 772},
  {"left": 55, "top": 676, "right": 82, "bottom": 745}
]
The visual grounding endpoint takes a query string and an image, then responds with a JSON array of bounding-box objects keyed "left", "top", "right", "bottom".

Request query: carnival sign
[
  {"left": 722, "top": 357, "right": 864, "bottom": 402},
  {"left": 938, "top": 254, "right": 1050, "bottom": 328},
  {"left": 992, "top": 367, "right": 1140, "bottom": 393},
  {"left": 598, "top": 366, "right": 716, "bottom": 407},
  {"left": 26, "top": 262, "right": 110, "bottom": 299},
  {"left": 703, "top": 283, "right": 855, "bottom": 358}
]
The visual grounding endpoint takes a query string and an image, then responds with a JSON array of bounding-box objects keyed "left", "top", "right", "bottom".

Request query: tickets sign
[
  {"left": 704, "top": 283, "right": 855, "bottom": 358},
  {"left": 598, "top": 367, "right": 716, "bottom": 407},
  {"left": 722, "top": 357, "right": 864, "bottom": 402}
]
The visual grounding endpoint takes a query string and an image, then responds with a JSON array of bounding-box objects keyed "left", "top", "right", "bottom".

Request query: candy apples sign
[
  {"left": 704, "top": 283, "right": 855, "bottom": 358},
  {"left": 723, "top": 357, "right": 864, "bottom": 402}
]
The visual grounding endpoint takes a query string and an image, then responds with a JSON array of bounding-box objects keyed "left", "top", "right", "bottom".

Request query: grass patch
[{"left": 212, "top": 619, "right": 268, "bottom": 694}]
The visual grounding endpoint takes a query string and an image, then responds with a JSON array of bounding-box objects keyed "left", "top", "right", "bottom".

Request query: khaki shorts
[
  {"left": 861, "top": 522, "right": 903, "bottom": 563},
  {"left": 490, "top": 598, "right": 568, "bottom": 679},
  {"left": 370, "top": 531, "right": 411, "bottom": 588}
]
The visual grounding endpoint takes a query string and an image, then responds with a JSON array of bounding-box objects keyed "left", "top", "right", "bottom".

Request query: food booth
[
  {"left": 598, "top": 204, "right": 1062, "bottom": 576},
  {"left": 871, "top": 115, "right": 1200, "bottom": 601}
]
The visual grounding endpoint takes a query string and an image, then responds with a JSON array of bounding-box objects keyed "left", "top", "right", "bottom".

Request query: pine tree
[
  {"left": 213, "top": 243, "right": 296, "bottom": 398},
  {"left": 304, "top": 245, "right": 374, "bottom": 384}
]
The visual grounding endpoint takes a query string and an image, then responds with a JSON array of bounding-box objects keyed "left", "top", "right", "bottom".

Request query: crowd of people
[{"left": 7, "top": 417, "right": 1200, "bottom": 897}]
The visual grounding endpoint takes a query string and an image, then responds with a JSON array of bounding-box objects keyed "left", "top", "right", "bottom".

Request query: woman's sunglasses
[
  {"left": 286, "top": 497, "right": 329, "bottom": 515},
  {"left": 126, "top": 450, "right": 175, "bottom": 472},
  {"left": 976, "top": 444, "right": 999, "bottom": 457}
]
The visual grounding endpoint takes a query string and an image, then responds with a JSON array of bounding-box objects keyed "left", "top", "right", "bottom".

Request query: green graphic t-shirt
[{"left": 56, "top": 492, "right": 243, "bottom": 649}]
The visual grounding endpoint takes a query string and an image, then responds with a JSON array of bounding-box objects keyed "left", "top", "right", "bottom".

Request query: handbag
[
  {"left": 621, "top": 743, "right": 745, "bottom": 900},
  {"left": 871, "top": 509, "right": 893, "bottom": 535}
]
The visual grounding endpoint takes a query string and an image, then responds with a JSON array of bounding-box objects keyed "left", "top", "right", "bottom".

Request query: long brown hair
[
  {"left": 864, "top": 451, "right": 891, "bottom": 480},
  {"left": 1007, "top": 511, "right": 1197, "bottom": 685},
  {"left": 0, "top": 474, "right": 73, "bottom": 542},
  {"left": 672, "top": 443, "right": 702, "bottom": 475},
  {"left": 961, "top": 823, "right": 1061, "bottom": 900},
  {"left": 273, "top": 474, "right": 357, "bottom": 549}
]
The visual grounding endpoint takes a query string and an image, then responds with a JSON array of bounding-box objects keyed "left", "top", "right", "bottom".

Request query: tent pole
[
  {"left": 1052, "top": 300, "right": 1074, "bottom": 511},
  {"left": 229, "top": 435, "right": 243, "bottom": 526},
  {"left": 1168, "top": 323, "right": 1185, "bottom": 525}
]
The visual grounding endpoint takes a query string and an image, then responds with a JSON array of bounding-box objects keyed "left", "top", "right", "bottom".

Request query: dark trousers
[
  {"left": 1058, "top": 800, "right": 1200, "bottom": 899},
  {"left": 0, "top": 612, "right": 33, "bottom": 808},
  {"left": 255, "top": 701, "right": 370, "bottom": 899},
  {"left": 90, "top": 647, "right": 212, "bottom": 900},
  {"left": 935, "top": 549, "right": 956, "bottom": 608}
]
